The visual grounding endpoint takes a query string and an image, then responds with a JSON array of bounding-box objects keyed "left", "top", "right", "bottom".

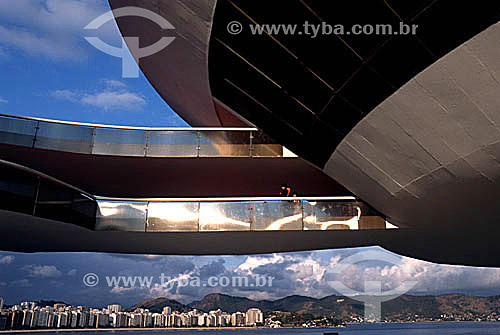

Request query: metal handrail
[
  {"left": 95, "top": 196, "right": 357, "bottom": 202},
  {"left": 0, "top": 113, "right": 257, "bottom": 131},
  {"left": 0, "top": 113, "right": 286, "bottom": 158}
]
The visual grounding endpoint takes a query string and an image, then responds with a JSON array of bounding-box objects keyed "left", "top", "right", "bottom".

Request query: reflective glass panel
[
  {"left": 199, "top": 131, "right": 250, "bottom": 157},
  {"left": 35, "top": 122, "right": 93, "bottom": 154},
  {"left": 199, "top": 202, "right": 251, "bottom": 231},
  {"left": 304, "top": 201, "right": 360, "bottom": 230},
  {"left": 251, "top": 131, "right": 283, "bottom": 157},
  {"left": 0, "top": 116, "right": 37, "bottom": 147},
  {"left": 252, "top": 201, "right": 302, "bottom": 231},
  {"left": 356, "top": 202, "right": 386, "bottom": 229},
  {"left": 92, "top": 129, "right": 146, "bottom": 156},
  {"left": 96, "top": 201, "right": 147, "bottom": 232},
  {"left": 147, "top": 202, "right": 199, "bottom": 232},
  {"left": 146, "top": 131, "right": 198, "bottom": 157}
]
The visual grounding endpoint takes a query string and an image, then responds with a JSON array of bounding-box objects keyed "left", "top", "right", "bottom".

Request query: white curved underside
[{"left": 325, "top": 21, "right": 500, "bottom": 230}]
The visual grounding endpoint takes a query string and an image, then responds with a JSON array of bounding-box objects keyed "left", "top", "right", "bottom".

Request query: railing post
[
  {"left": 144, "top": 131, "right": 149, "bottom": 157},
  {"left": 32, "top": 121, "right": 40, "bottom": 149},
  {"left": 197, "top": 202, "right": 201, "bottom": 232},
  {"left": 196, "top": 131, "right": 201, "bottom": 158},
  {"left": 249, "top": 202, "right": 255, "bottom": 231},
  {"left": 145, "top": 202, "right": 149, "bottom": 232},
  {"left": 301, "top": 200, "right": 305, "bottom": 231},
  {"left": 90, "top": 127, "right": 96, "bottom": 154},
  {"left": 249, "top": 131, "right": 254, "bottom": 158}
]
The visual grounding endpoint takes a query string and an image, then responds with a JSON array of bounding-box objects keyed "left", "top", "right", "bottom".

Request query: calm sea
[{"left": 7, "top": 323, "right": 500, "bottom": 335}]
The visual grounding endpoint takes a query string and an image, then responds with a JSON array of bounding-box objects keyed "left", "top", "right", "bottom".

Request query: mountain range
[{"left": 128, "top": 293, "right": 500, "bottom": 319}]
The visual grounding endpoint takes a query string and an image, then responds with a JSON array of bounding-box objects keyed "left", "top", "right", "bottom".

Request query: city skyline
[
  {"left": 3, "top": 247, "right": 500, "bottom": 308},
  {"left": 1, "top": 300, "right": 265, "bottom": 330},
  {"left": 4, "top": 292, "right": 500, "bottom": 331}
]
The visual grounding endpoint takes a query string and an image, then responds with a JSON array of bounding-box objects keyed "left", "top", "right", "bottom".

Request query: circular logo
[
  {"left": 326, "top": 250, "right": 417, "bottom": 297},
  {"left": 227, "top": 21, "right": 243, "bottom": 35},
  {"left": 84, "top": 7, "right": 176, "bottom": 78},
  {"left": 325, "top": 250, "right": 418, "bottom": 322},
  {"left": 83, "top": 273, "right": 99, "bottom": 287}
]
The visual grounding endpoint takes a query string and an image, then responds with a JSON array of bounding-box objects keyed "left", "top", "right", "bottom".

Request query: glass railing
[
  {"left": 0, "top": 159, "right": 393, "bottom": 233},
  {"left": 0, "top": 114, "right": 288, "bottom": 158},
  {"left": 95, "top": 197, "right": 391, "bottom": 232},
  {"left": 0, "top": 160, "right": 97, "bottom": 229}
]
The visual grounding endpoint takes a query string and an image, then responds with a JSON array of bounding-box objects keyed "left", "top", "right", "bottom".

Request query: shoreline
[
  {"left": 0, "top": 327, "right": 272, "bottom": 334},
  {"left": 0, "top": 321, "right": 498, "bottom": 333}
]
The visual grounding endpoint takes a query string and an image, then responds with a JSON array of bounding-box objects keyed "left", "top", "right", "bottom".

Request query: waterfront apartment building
[
  {"left": 0, "top": 302, "right": 264, "bottom": 331},
  {"left": 107, "top": 304, "right": 122, "bottom": 313},
  {"left": 246, "top": 308, "right": 264, "bottom": 326}
]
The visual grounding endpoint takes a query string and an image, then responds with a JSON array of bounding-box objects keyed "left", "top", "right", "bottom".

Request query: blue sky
[
  {"left": 0, "top": 0, "right": 188, "bottom": 127},
  {"left": 1, "top": 0, "right": 500, "bottom": 309}
]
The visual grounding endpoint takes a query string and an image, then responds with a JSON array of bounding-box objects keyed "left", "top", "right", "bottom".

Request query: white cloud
[
  {"left": 51, "top": 84, "right": 146, "bottom": 111},
  {"left": 0, "top": 0, "right": 121, "bottom": 61},
  {"left": 320, "top": 250, "right": 500, "bottom": 297},
  {"left": 237, "top": 254, "right": 285, "bottom": 273},
  {"left": 217, "top": 248, "right": 500, "bottom": 300},
  {"left": 51, "top": 90, "right": 79, "bottom": 102},
  {"left": 286, "top": 256, "right": 327, "bottom": 284},
  {"left": 111, "top": 286, "right": 139, "bottom": 295},
  {"left": 67, "top": 269, "right": 77, "bottom": 276},
  {"left": 103, "top": 79, "right": 127, "bottom": 88},
  {"left": 24, "top": 265, "right": 62, "bottom": 278},
  {"left": 0, "top": 255, "right": 14, "bottom": 264},
  {"left": 0, "top": 25, "right": 87, "bottom": 61},
  {"left": 81, "top": 91, "right": 145, "bottom": 110}
]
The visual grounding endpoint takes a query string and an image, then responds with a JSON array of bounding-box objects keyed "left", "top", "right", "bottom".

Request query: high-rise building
[
  {"left": 231, "top": 312, "right": 246, "bottom": 327},
  {"left": 129, "top": 313, "right": 142, "bottom": 328},
  {"left": 95, "top": 312, "right": 109, "bottom": 328},
  {"left": 70, "top": 311, "right": 78, "bottom": 328},
  {"left": 22, "top": 310, "right": 32, "bottom": 328},
  {"left": 20, "top": 302, "right": 36, "bottom": 311},
  {"left": 78, "top": 311, "right": 89, "bottom": 328},
  {"left": 87, "top": 312, "right": 95, "bottom": 328},
  {"left": 56, "top": 312, "right": 68, "bottom": 328},
  {"left": 221, "top": 313, "right": 231, "bottom": 326},
  {"left": 246, "top": 308, "right": 263, "bottom": 326},
  {"left": 143, "top": 313, "right": 153, "bottom": 328},
  {"left": 53, "top": 304, "right": 66, "bottom": 311},
  {"left": 10, "top": 311, "right": 23, "bottom": 330},
  {"left": 107, "top": 304, "right": 122, "bottom": 313}
]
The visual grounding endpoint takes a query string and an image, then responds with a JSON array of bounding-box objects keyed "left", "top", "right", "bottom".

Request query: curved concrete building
[{"left": 106, "top": 0, "right": 500, "bottom": 265}]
